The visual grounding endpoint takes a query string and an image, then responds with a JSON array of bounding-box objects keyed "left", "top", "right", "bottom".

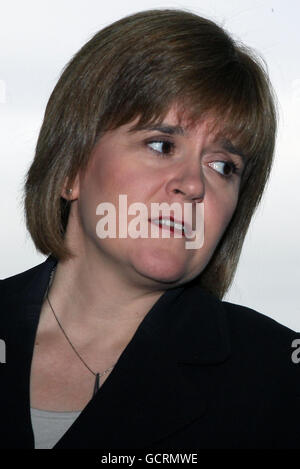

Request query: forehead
[
  {"left": 128, "top": 104, "right": 236, "bottom": 146},
  {"left": 128, "top": 104, "right": 218, "bottom": 137}
]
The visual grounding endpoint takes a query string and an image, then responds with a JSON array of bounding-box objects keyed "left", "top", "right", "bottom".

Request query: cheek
[
  {"left": 89, "top": 156, "right": 154, "bottom": 204},
  {"left": 205, "top": 188, "right": 238, "bottom": 246},
  {"left": 77, "top": 161, "right": 160, "bottom": 238}
]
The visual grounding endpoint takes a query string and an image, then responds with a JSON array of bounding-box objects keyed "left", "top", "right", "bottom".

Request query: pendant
[{"left": 93, "top": 373, "right": 100, "bottom": 397}]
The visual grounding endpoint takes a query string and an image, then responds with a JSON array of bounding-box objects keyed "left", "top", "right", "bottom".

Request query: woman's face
[{"left": 72, "top": 105, "right": 245, "bottom": 288}]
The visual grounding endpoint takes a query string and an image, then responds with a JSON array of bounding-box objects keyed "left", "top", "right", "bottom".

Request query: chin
[{"left": 131, "top": 248, "right": 189, "bottom": 285}]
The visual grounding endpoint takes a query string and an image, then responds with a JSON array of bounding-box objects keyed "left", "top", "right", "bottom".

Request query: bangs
[{"left": 99, "top": 46, "right": 276, "bottom": 176}]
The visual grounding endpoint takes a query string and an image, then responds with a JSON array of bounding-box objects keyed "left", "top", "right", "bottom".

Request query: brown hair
[{"left": 24, "top": 9, "right": 277, "bottom": 298}]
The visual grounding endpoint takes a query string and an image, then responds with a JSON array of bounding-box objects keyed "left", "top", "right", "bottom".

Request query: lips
[{"left": 148, "top": 215, "right": 192, "bottom": 238}]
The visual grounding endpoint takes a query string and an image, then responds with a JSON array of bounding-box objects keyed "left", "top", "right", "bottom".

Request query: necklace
[{"left": 45, "top": 268, "right": 115, "bottom": 398}]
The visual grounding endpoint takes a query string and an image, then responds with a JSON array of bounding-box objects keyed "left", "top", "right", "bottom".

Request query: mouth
[{"left": 148, "top": 216, "right": 192, "bottom": 237}]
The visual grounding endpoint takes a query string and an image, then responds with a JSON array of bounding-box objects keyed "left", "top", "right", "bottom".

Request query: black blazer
[{"left": 0, "top": 255, "right": 299, "bottom": 449}]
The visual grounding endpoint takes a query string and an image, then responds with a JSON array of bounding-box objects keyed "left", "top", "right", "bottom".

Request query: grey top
[{"left": 31, "top": 407, "right": 81, "bottom": 449}]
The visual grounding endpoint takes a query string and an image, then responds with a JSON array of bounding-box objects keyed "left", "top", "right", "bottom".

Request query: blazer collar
[
  {"left": 52, "top": 259, "right": 230, "bottom": 448},
  {"left": 140, "top": 280, "right": 231, "bottom": 365},
  {"left": 6, "top": 256, "right": 231, "bottom": 448}
]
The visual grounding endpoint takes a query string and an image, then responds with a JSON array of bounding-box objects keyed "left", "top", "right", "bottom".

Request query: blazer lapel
[
  {"left": 0, "top": 256, "right": 57, "bottom": 448},
  {"left": 1, "top": 256, "right": 231, "bottom": 448},
  {"left": 54, "top": 283, "right": 231, "bottom": 449}
]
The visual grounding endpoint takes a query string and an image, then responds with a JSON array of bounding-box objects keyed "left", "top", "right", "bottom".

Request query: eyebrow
[
  {"left": 130, "top": 124, "right": 246, "bottom": 161},
  {"left": 217, "top": 138, "right": 246, "bottom": 161},
  {"left": 130, "top": 124, "right": 186, "bottom": 136}
]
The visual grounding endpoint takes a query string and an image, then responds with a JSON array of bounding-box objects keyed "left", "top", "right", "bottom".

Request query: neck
[
  {"left": 42, "top": 206, "right": 174, "bottom": 347},
  {"left": 42, "top": 252, "right": 166, "bottom": 351}
]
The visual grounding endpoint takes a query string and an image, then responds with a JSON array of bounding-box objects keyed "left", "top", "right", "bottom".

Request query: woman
[{"left": 0, "top": 9, "right": 299, "bottom": 449}]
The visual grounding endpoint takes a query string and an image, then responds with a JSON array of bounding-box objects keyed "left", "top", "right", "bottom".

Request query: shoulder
[
  {"left": 220, "top": 298, "right": 300, "bottom": 377},
  {"left": 185, "top": 285, "right": 300, "bottom": 373},
  {"left": 188, "top": 283, "right": 298, "bottom": 338},
  {"left": 0, "top": 256, "right": 57, "bottom": 337},
  {"left": 0, "top": 255, "right": 57, "bottom": 305},
  {"left": 221, "top": 298, "right": 298, "bottom": 342},
  {"left": 1, "top": 261, "right": 44, "bottom": 292}
]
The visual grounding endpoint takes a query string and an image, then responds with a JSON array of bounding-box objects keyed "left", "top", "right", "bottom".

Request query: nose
[{"left": 166, "top": 161, "right": 205, "bottom": 203}]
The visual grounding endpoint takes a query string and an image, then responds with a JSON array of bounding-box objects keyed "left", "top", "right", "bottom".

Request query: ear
[{"left": 61, "top": 173, "right": 80, "bottom": 201}]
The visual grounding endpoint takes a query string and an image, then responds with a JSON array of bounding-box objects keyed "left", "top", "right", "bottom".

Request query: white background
[{"left": 0, "top": 0, "right": 299, "bottom": 330}]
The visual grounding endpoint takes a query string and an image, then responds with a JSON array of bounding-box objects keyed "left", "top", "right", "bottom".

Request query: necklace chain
[{"left": 46, "top": 268, "right": 115, "bottom": 381}]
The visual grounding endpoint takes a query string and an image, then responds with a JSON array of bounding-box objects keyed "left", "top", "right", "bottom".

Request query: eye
[
  {"left": 208, "top": 160, "right": 239, "bottom": 178},
  {"left": 147, "top": 140, "right": 174, "bottom": 156}
]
